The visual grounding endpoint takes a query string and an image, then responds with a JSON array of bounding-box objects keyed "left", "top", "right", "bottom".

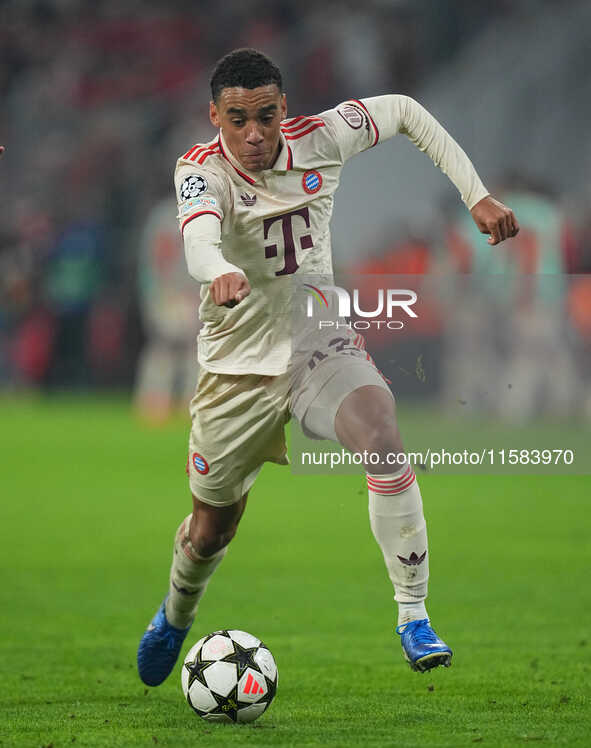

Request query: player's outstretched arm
[
  {"left": 175, "top": 166, "right": 250, "bottom": 305},
  {"left": 470, "top": 195, "right": 520, "bottom": 245},
  {"left": 335, "top": 96, "right": 519, "bottom": 235},
  {"left": 381, "top": 96, "right": 520, "bottom": 243},
  {"left": 181, "top": 213, "right": 250, "bottom": 306},
  {"left": 210, "top": 272, "right": 251, "bottom": 307}
]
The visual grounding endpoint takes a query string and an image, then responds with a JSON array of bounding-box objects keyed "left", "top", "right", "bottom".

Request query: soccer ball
[{"left": 181, "top": 629, "right": 278, "bottom": 723}]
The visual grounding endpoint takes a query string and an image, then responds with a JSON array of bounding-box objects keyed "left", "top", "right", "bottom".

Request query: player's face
[{"left": 210, "top": 85, "right": 287, "bottom": 172}]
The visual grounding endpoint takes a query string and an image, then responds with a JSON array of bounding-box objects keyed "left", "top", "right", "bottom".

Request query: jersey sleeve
[
  {"left": 319, "top": 100, "right": 376, "bottom": 164},
  {"left": 173, "top": 160, "right": 244, "bottom": 284},
  {"left": 174, "top": 161, "right": 228, "bottom": 234},
  {"left": 321, "top": 95, "right": 489, "bottom": 209}
]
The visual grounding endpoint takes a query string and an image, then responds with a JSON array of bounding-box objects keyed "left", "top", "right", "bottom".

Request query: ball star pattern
[{"left": 183, "top": 630, "right": 278, "bottom": 723}]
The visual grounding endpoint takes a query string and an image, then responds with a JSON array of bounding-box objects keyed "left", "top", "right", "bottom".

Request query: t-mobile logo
[{"left": 263, "top": 208, "right": 314, "bottom": 276}]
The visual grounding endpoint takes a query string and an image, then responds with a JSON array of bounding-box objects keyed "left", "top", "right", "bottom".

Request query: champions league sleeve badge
[{"left": 180, "top": 174, "right": 208, "bottom": 201}]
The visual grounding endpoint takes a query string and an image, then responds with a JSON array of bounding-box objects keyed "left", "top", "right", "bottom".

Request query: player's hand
[
  {"left": 470, "top": 195, "right": 520, "bottom": 245},
  {"left": 0, "top": 146, "right": 5, "bottom": 158},
  {"left": 210, "top": 272, "right": 251, "bottom": 307}
]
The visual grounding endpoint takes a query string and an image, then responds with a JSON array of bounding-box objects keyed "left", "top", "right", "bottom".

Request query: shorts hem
[
  {"left": 188, "top": 465, "right": 263, "bottom": 507},
  {"left": 297, "top": 361, "right": 393, "bottom": 441},
  {"left": 189, "top": 488, "right": 243, "bottom": 507}
]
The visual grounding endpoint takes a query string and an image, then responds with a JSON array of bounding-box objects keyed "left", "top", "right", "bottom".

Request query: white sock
[
  {"left": 367, "top": 463, "right": 430, "bottom": 626},
  {"left": 165, "top": 514, "right": 227, "bottom": 629},
  {"left": 397, "top": 601, "right": 428, "bottom": 627}
]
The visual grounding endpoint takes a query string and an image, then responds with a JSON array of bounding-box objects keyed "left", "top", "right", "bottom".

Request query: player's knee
[
  {"left": 195, "top": 531, "right": 235, "bottom": 558},
  {"left": 336, "top": 385, "right": 403, "bottom": 456},
  {"left": 361, "top": 418, "right": 403, "bottom": 460},
  {"left": 189, "top": 493, "right": 247, "bottom": 557}
]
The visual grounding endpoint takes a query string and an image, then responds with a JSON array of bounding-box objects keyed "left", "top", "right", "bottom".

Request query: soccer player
[
  {"left": 138, "top": 49, "right": 519, "bottom": 685},
  {"left": 134, "top": 197, "right": 201, "bottom": 422}
]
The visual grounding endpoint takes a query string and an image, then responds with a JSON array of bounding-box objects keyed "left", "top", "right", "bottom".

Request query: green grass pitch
[{"left": 1, "top": 396, "right": 590, "bottom": 746}]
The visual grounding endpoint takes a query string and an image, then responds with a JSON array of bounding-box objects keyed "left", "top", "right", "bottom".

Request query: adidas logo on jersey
[{"left": 240, "top": 192, "right": 257, "bottom": 207}]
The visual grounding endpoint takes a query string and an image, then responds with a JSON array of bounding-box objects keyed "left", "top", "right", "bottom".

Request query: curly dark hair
[{"left": 210, "top": 48, "right": 283, "bottom": 102}]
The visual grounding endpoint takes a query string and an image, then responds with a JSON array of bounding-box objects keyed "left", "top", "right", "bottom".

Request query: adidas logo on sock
[{"left": 397, "top": 550, "right": 427, "bottom": 566}]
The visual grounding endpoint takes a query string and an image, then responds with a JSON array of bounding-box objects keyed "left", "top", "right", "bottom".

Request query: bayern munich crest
[
  {"left": 180, "top": 174, "right": 208, "bottom": 201},
  {"left": 192, "top": 452, "right": 209, "bottom": 475},
  {"left": 302, "top": 170, "right": 322, "bottom": 194}
]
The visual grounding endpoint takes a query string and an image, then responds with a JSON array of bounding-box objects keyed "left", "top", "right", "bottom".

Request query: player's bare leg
[
  {"left": 165, "top": 494, "right": 248, "bottom": 628},
  {"left": 335, "top": 385, "right": 452, "bottom": 672},
  {"left": 138, "top": 493, "right": 247, "bottom": 686},
  {"left": 334, "top": 385, "right": 404, "bottom": 472}
]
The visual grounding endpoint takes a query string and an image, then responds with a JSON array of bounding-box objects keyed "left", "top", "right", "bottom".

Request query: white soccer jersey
[{"left": 174, "top": 95, "right": 489, "bottom": 375}]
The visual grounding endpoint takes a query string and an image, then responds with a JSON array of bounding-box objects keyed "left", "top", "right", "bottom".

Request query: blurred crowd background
[{"left": 1, "top": 0, "right": 590, "bottom": 421}]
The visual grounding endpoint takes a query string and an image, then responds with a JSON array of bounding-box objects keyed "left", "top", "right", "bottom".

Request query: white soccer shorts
[{"left": 187, "top": 329, "right": 391, "bottom": 506}]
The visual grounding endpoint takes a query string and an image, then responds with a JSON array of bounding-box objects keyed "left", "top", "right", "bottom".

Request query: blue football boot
[
  {"left": 137, "top": 598, "right": 192, "bottom": 686},
  {"left": 396, "top": 618, "right": 453, "bottom": 672}
]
